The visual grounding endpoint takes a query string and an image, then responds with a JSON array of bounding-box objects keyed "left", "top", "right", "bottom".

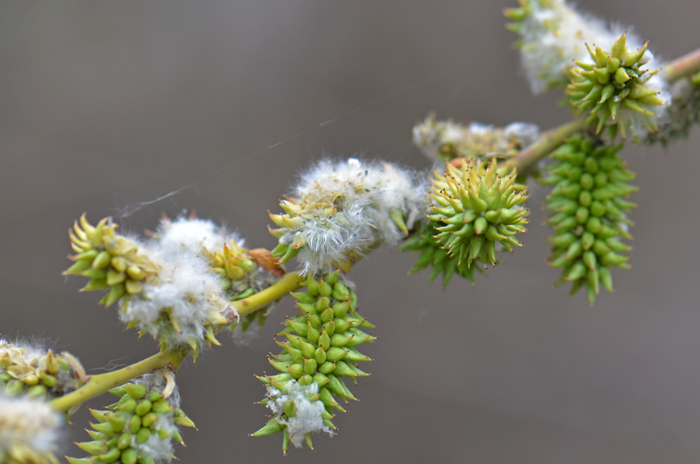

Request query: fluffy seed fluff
[
  {"left": 156, "top": 216, "right": 232, "bottom": 257},
  {"left": 0, "top": 394, "right": 61, "bottom": 463},
  {"left": 265, "top": 381, "right": 334, "bottom": 448},
  {"left": 412, "top": 113, "right": 539, "bottom": 161},
  {"left": 270, "top": 158, "right": 429, "bottom": 275},
  {"left": 121, "top": 218, "right": 237, "bottom": 349}
]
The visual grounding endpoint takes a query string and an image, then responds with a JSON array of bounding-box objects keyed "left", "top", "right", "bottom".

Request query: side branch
[
  {"left": 233, "top": 271, "right": 302, "bottom": 318},
  {"left": 664, "top": 48, "right": 700, "bottom": 83},
  {"left": 505, "top": 119, "right": 588, "bottom": 174},
  {"left": 49, "top": 347, "right": 189, "bottom": 413},
  {"left": 506, "top": 47, "right": 700, "bottom": 175}
]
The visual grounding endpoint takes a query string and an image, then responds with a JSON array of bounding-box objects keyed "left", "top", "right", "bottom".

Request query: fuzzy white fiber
[
  {"left": 282, "top": 158, "right": 429, "bottom": 275},
  {"left": 266, "top": 381, "right": 333, "bottom": 448},
  {"left": 158, "top": 216, "right": 242, "bottom": 255},
  {"left": 121, "top": 231, "right": 232, "bottom": 347},
  {"left": 0, "top": 395, "right": 61, "bottom": 456},
  {"left": 517, "top": 0, "right": 617, "bottom": 93}
]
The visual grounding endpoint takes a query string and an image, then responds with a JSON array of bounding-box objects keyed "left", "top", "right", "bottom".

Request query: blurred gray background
[{"left": 2, "top": 1, "right": 700, "bottom": 463}]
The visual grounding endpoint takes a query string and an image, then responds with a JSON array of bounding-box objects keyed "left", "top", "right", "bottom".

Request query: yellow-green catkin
[
  {"left": 542, "top": 134, "right": 637, "bottom": 305},
  {"left": 64, "top": 215, "right": 158, "bottom": 310},
  {"left": 429, "top": 159, "right": 529, "bottom": 268},
  {"left": 0, "top": 341, "right": 85, "bottom": 401},
  {"left": 252, "top": 272, "right": 375, "bottom": 453},
  {"left": 205, "top": 241, "right": 279, "bottom": 335},
  {"left": 67, "top": 373, "right": 194, "bottom": 464},
  {"left": 402, "top": 220, "right": 486, "bottom": 286},
  {"left": 566, "top": 34, "right": 665, "bottom": 140}
]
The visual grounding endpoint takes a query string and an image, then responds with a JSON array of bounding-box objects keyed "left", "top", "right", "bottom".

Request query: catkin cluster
[
  {"left": 0, "top": 341, "right": 85, "bottom": 401},
  {"left": 542, "top": 135, "right": 637, "bottom": 304},
  {"left": 252, "top": 272, "right": 374, "bottom": 453},
  {"left": 567, "top": 34, "right": 665, "bottom": 140},
  {"left": 269, "top": 158, "right": 427, "bottom": 276},
  {"left": 404, "top": 158, "right": 529, "bottom": 285},
  {"left": 412, "top": 113, "right": 539, "bottom": 162},
  {"left": 69, "top": 372, "right": 194, "bottom": 464}
]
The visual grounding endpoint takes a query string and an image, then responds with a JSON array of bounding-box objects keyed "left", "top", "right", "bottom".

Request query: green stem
[
  {"left": 232, "top": 271, "right": 302, "bottom": 318},
  {"left": 50, "top": 272, "right": 303, "bottom": 412},
  {"left": 505, "top": 118, "right": 588, "bottom": 174},
  {"left": 49, "top": 347, "right": 188, "bottom": 413},
  {"left": 663, "top": 48, "right": 700, "bottom": 83}
]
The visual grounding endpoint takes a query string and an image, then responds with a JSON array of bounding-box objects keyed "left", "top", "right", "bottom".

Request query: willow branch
[
  {"left": 232, "top": 271, "right": 303, "bottom": 318},
  {"left": 504, "top": 46, "right": 700, "bottom": 175},
  {"left": 504, "top": 118, "right": 588, "bottom": 174},
  {"left": 663, "top": 48, "right": 700, "bottom": 83},
  {"left": 49, "top": 346, "right": 189, "bottom": 413}
]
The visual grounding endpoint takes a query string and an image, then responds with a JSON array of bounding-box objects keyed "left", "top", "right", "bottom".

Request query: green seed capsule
[
  {"left": 315, "top": 297, "right": 330, "bottom": 312},
  {"left": 319, "top": 330, "right": 331, "bottom": 351},
  {"left": 283, "top": 400, "right": 297, "bottom": 418},
  {"left": 303, "top": 358, "right": 318, "bottom": 376},
  {"left": 129, "top": 415, "right": 142, "bottom": 434},
  {"left": 76, "top": 441, "right": 109, "bottom": 455},
  {"left": 318, "top": 280, "right": 332, "bottom": 297},
  {"left": 97, "top": 448, "right": 121, "bottom": 463},
  {"left": 121, "top": 449, "right": 138, "bottom": 464},
  {"left": 27, "top": 384, "right": 47, "bottom": 398},
  {"left": 578, "top": 190, "right": 592, "bottom": 207},
  {"left": 151, "top": 399, "right": 172, "bottom": 414},
  {"left": 314, "top": 347, "right": 327, "bottom": 365},
  {"left": 575, "top": 207, "right": 589, "bottom": 224},
  {"left": 135, "top": 399, "right": 152, "bottom": 416},
  {"left": 117, "top": 432, "right": 132, "bottom": 450},
  {"left": 109, "top": 413, "right": 128, "bottom": 433},
  {"left": 125, "top": 383, "right": 147, "bottom": 400},
  {"left": 332, "top": 301, "right": 352, "bottom": 318},
  {"left": 288, "top": 363, "right": 303, "bottom": 379},
  {"left": 580, "top": 173, "right": 594, "bottom": 190},
  {"left": 117, "top": 398, "right": 137, "bottom": 414},
  {"left": 136, "top": 428, "right": 151, "bottom": 444},
  {"left": 318, "top": 361, "right": 336, "bottom": 374},
  {"left": 141, "top": 412, "right": 158, "bottom": 428},
  {"left": 39, "top": 373, "right": 57, "bottom": 388}
]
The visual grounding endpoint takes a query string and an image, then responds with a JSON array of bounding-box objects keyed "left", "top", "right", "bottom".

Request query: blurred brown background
[{"left": 2, "top": 1, "right": 700, "bottom": 463}]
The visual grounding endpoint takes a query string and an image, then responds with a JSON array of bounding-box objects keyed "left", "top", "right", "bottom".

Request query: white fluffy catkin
[
  {"left": 120, "top": 217, "right": 235, "bottom": 348},
  {"left": 280, "top": 158, "right": 429, "bottom": 275},
  {"left": 0, "top": 395, "right": 61, "bottom": 459}
]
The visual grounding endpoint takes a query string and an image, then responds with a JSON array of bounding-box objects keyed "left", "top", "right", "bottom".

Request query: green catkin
[
  {"left": 543, "top": 134, "right": 638, "bottom": 305},
  {"left": 403, "top": 158, "right": 529, "bottom": 286},
  {"left": 0, "top": 342, "right": 85, "bottom": 401},
  {"left": 566, "top": 34, "right": 664, "bottom": 141},
  {"left": 402, "top": 220, "right": 487, "bottom": 286},
  {"left": 67, "top": 376, "right": 195, "bottom": 464},
  {"left": 251, "top": 272, "right": 375, "bottom": 454},
  {"left": 64, "top": 215, "right": 157, "bottom": 309}
]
